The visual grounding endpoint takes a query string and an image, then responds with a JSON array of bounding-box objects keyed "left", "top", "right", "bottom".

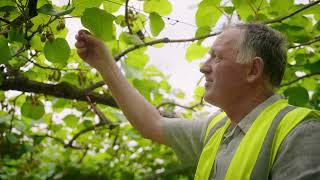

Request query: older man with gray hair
[{"left": 75, "top": 23, "right": 320, "bottom": 180}]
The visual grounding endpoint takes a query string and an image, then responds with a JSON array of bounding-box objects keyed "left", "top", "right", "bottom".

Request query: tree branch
[
  {"left": 78, "top": 147, "right": 89, "bottom": 163},
  {"left": 288, "top": 36, "right": 320, "bottom": 49},
  {"left": 263, "top": 0, "right": 320, "bottom": 24},
  {"left": 0, "top": 17, "right": 11, "bottom": 24},
  {"left": 82, "top": 81, "right": 106, "bottom": 94},
  {"left": 67, "top": 121, "right": 116, "bottom": 147},
  {"left": 114, "top": 32, "right": 221, "bottom": 61},
  {"left": 156, "top": 97, "right": 204, "bottom": 112},
  {"left": 125, "top": 0, "right": 133, "bottom": 34},
  {"left": 280, "top": 72, "right": 320, "bottom": 87},
  {"left": 33, "top": 134, "right": 85, "bottom": 150},
  {"left": 0, "top": 74, "right": 118, "bottom": 107}
]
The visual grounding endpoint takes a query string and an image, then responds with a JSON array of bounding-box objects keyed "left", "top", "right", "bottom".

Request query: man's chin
[{"left": 203, "top": 93, "right": 221, "bottom": 107}]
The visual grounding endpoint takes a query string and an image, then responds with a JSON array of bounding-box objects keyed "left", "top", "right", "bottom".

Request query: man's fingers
[
  {"left": 78, "top": 29, "right": 91, "bottom": 36},
  {"left": 77, "top": 47, "right": 87, "bottom": 55},
  {"left": 75, "top": 40, "right": 85, "bottom": 48}
]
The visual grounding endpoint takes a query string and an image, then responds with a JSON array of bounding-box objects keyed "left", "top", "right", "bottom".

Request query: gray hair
[{"left": 227, "top": 23, "right": 287, "bottom": 88}]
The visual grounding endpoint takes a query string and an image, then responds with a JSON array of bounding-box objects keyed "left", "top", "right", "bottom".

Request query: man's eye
[{"left": 214, "top": 57, "right": 221, "bottom": 62}]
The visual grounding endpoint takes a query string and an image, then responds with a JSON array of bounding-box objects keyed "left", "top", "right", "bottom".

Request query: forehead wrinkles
[{"left": 212, "top": 30, "right": 240, "bottom": 57}]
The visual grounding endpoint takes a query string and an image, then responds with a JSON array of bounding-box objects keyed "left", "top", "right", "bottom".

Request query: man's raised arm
[{"left": 75, "top": 30, "right": 166, "bottom": 145}]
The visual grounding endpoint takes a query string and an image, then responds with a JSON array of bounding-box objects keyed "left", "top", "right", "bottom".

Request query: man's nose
[{"left": 200, "top": 61, "right": 210, "bottom": 74}]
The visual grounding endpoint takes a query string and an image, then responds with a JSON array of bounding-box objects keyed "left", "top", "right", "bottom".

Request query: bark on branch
[{"left": 0, "top": 75, "right": 118, "bottom": 107}]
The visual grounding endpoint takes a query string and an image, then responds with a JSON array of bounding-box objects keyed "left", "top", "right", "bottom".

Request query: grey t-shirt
[{"left": 161, "top": 94, "right": 320, "bottom": 179}]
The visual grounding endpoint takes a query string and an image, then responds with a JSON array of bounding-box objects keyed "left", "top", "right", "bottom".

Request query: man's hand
[{"left": 75, "top": 30, "right": 113, "bottom": 71}]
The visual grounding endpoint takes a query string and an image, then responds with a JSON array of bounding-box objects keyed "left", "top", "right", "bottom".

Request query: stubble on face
[{"left": 203, "top": 28, "right": 248, "bottom": 107}]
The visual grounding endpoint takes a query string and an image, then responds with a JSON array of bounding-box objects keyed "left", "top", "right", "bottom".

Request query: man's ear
[{"left": 246, "top": 57, "right": 264, "bottom": 83}]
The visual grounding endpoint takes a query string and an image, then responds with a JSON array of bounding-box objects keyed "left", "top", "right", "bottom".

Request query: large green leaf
[
  {"left": 185, "top": 43, "right": 209, "bottom": 61},
  {"left": 144, "top": 0, "right": 172, "bottom": 16},
  {"left": 125, "top": 51, "right": 149, "bottom": 70},
  {"left": 196, "top": 0, "right": 221, "bottom": 27},
  {"left": 71, "top": 0, "right": 104, "bottom": 16},
  {"left": 38, "top": 4, "right": 75, "bottom": 16},
  {"left": 232, "top": 0, "right": 268, "bottom": 21},
  {"left": 21, "top": 99, "right": 45, "bottom": 120},
  {"left": 63, "top": 115, "right": 79, "bottom": 128},
  {"left": 0, "top": 37, "right": 11, "bottom": 64},
  {"left": 103, "top": 0, "right": 125, "bottom": 13},
  {"left": 8, "top": 27, "right": 27, "bottom": 44},
  {"left": 81, "top": 8, "right": 115, "bottom": 41},
  {"left": 44, "top": 38, "right": 71, "bottom": 64},
  {"left": 149, "top": 12, "right": 164, "bottom": 36},
  {"left": 270, "top": 0, "right": 294, "bottom": 15},
  {"left": 284, "top": 86, "right": 309, "bottom": 106}
]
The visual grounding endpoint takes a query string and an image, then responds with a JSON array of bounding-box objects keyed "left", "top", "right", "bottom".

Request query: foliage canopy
[{"left": 0, "top": 0, "right": 320, "bottom": 179}]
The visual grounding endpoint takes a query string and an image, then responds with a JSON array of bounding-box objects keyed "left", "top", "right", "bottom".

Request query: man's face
[{"left": 200, "top": 28, "right": 250, "bottom": 107}]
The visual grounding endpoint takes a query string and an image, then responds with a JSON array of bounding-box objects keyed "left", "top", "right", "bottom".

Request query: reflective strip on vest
[
  {"left": 269, "top": 107, "right": 312, "bottom": 170},
  {"left": 194, "top": 112, "right": 230, "bottom": 180},
  {"left": 203, "top": 112, "right": 226, "bottom": 144}
]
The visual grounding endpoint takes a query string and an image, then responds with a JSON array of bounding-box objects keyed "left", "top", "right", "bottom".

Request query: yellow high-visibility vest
[{"left": 195, "top": 99, "right": 320, "bottom": 180}]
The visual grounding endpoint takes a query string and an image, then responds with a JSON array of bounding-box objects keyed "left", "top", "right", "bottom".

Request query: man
[{"left": 75, "top": 23, "right": 320, "bottom": 179}]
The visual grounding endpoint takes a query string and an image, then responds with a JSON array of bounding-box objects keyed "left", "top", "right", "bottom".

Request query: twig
[
  {"left": 67, "top": 121, "right": 114, "bottom": 147},
  {"left": 114, "top": 32, "right": 220, "bottom": 61},
  {"left": 0, "top": 17, "right": 11, "bottom": 24},
  {"left": 156, "top": 96, "right": 204, "bottom": 111},
  {"left": 86, "top": 96, "right": 112, "bottom": 124},
  {"left": 288, "top": 36, "right": 320, "bottom": 49},
  {"left": 78, "top": 147, "right": 89, "bottom": 163},
  {"left": 8, "top": 93, "right": 24, "bottom": 133},
  {"left": 33, "top": 134, "right": 85, "bottom": 150},
  {"left": 82, "top": 81, "right": 105, "bottom": 94},
  {"left": 125, "top": 0, "right": 133, "bottom": 34},
  {"left": 263, "top": 0, "right": 320, "bottom": 24},
  {"left": 280, "top": 72, "right": 320, "bottom": 87},
  {"left": 20, "top": 55, "right": 85, "bottom": 72}
]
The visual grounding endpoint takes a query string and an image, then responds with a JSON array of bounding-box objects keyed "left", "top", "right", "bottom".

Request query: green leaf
[
  {"left": 38, "top": 4, "right": 75, "bottom": 16},
  {"left": 44, "top": 38, "right": 70, "bottom": 64},
  {"left": 21, "top": 99, "right": 45, "bottom": 120},
  {"left": 8, "top": 27, "right": 27, "bottom": 44},
  {"left": 149, "top": 12, "right": 164, "bottom": 36},
  {"left": 119, "top": 32, "right": 143, "bottom": 45},
  {"left": 71, "top": 0, "right": 104, "bottom": 16},
  {"left": 0, "top": 36, "right": 11, "bottom": 64},
  {"left": 185, "top": 43, "right": 209, "bottom": 61},
  {"left": 195, "top": 26, "right": 211, "bottom": 44},
  {"left": 174, "top": 89, "right": 185, "bottom": 99},
  {"left": 222, "top": 6, "right": 235, "bottom": 14},
  {"left": 144, "top": 0, "right": 172, "bottom": 16},
  {"left": 125, "top": 51, "right": 149, "bottom": 70},
  {"left": 194, "top": 86, "right": 204, "bottom": 101},
  {"left": 63, "top": 115, "right": 79, "bottom": 128},
  {"left": 232, "top": 0, "right": 268, "bottom": 21},
  {"left": 270, "top": 0, "right": 294, "bottom": 15},
  {"left": 103, "top": 0, "right": 125, "bottom": 13},
  {"left": 133, "top": 79, "right": 158, "bottom": 100},
  {"left": 195, "top": 26, "right": 211, "bottom": 38},
  {"left": 196, "top": 0, "right": 221, "bottom": 27},
  {"left": 284, "top": 86, "right": 309, "bottom": 106},
  {"left": 7, "top": 133, "right": 19, "bottom": 144},
  {"left": 81, "top": 8, "right": 115, "bottom": 41}
]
